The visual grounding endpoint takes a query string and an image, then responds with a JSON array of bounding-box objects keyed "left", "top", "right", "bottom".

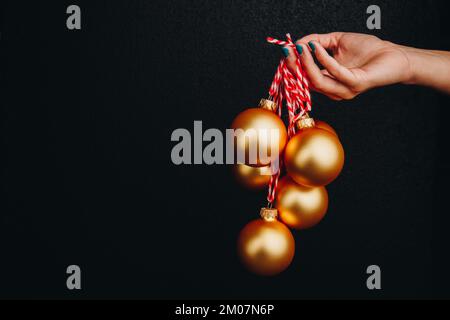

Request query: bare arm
[{"left": 402, "top": 47, "right": 450, "bottom": 93}]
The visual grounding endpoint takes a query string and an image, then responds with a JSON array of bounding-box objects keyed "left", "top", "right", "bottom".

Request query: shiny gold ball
[
  {"left": 233, "top": 164, "right": 273, "bottom": 190},
  {"left": 231, "top": 108, "right": 287, "bottom": 167},
  {"left": 285, "top": 127, "right": 344, "bottom": 187},
  {"left": 276, "top": 177, "right": 328, "bottom": 229},
  {"left": 238, "top": 219, "right": 295, "bottom": 276},
  {"left": 314, "top": 120, "right": 337, "bottom": 136}
]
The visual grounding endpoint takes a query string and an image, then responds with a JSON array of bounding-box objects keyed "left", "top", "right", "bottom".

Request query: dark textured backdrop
[{"left": 2, "top": 0, "right": 450, "bottom": 298}]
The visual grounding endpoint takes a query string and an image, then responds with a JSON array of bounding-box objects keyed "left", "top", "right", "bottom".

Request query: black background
[{"left": 2, "top": 0, "right": 450, "bottom": 299}]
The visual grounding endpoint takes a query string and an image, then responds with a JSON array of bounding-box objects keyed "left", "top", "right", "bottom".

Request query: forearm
[{"left": 400, "top": 46, "right": 450, "bottom": 94}]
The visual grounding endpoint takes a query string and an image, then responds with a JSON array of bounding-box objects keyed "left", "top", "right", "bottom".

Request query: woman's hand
[{"left": 283, "top": 32, "right": 450, "bottom": 100}]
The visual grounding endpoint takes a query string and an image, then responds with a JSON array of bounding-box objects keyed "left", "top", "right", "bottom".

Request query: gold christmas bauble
[
  {"left": 231, "top": 107, "right": 287, "bottom": 167},
  {"left": 285, "top": 127, "right": 344, "bottom": 187},
  {"left": 238, "top": 218, "right": 295, "bottom": 276},
  {"left": 233, "top": 164, "right": 273, "bottom": 190},
  {"left": 275, "top": 177, "right": 328, "bottom": 229}
]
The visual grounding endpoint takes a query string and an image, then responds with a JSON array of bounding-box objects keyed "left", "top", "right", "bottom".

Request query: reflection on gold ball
[
  {"left": 276, "top": 177, "right": 328, "bottom": 229},
  {"left": 285, "top": 128, "right": 344, "bottom": 187},
  {"left": 238, "top": 219, "right": 295, "bottom": 276},
  {"left": 231, "top": 108, "right": 287, "bottom": 167},
  {"left": 314, "top": 120, "right": 337, "bottom": 136},
  {"left": 233, "top": 164, "right": 273, "bottom": 190}
]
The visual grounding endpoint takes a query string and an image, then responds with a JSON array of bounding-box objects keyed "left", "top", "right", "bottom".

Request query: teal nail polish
[
  {"left": 295, "top": 44, "right": 303, "bottom": 55},
  {"left": 308, "top": 41, "right": 316, "bottom": 52},
  {"left": 282, "top": 47, "right": 289, "bottom": 57}
]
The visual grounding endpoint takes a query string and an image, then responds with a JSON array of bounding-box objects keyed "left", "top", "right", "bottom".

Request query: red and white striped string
[{"left": 266, "top": 34, "right": 312, "bottom": 205}]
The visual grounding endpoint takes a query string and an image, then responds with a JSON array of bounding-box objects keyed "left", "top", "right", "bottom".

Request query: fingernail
[
  {"left": 282, "top": 47, "right": 289, "bottom": 57},
  {"left": 308, "top": 41, "right": 316, "bottom": 52},
  {"left": 295, "top": 44, "right": 303, "bottom": 55}
]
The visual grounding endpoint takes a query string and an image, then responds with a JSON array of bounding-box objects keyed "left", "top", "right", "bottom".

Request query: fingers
[
  {"left": 306, "top": 40, "right": 357, "bottom": 88},
  {"left": 295, "top": 42, "right": 356, "bottom": 100},
  {"left": 281, "top": 33, "right": 359, "bottom": 100},
  {"left": 319, "top": 71, "right": 343, "bottom": 100}
]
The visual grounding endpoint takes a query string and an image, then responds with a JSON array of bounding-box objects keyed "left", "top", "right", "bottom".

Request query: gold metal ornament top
[
  {"left": 259, "top": 99, "right": 277, "bottom": 112},
  {"left": 296, "top": 114, "right": 316, "bottom": 130},
  {"left": 260, "top": 208, "right": 278, "bottom": 221}
]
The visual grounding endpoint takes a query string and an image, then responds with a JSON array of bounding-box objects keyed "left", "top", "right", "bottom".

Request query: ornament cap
[
  {"left": 259, "top": 99, "right": 277, "bottom": 112},
  {"left": 296, "top": 114, "right": 315, "bottom": 130},
  {"left": 260, "top": 208, "right": 278, "bottom": 221}
]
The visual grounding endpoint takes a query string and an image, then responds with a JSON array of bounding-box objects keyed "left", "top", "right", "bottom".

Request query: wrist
[
  {"left": 393, "top": 44, "right": 419, "bottom": 85},
  {"left": 397, "top": 45, "right": 450, "bottom": 88},
  {"left": 379, "top": 41, "right": 450, "bottom": 93}
]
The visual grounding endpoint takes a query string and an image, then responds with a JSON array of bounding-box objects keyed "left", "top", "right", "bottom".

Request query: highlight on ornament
[{"left": 234, "top": 34, "right": 346, "bottom": 276}]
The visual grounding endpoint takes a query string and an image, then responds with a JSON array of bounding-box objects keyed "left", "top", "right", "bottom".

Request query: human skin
[{"left": 282, "top": 32, "right": 450, "bottom": 100}]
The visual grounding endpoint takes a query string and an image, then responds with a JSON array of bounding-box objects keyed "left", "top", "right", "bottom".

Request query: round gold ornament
[
  {"left": 237, "top": 209, "right": 295, "bottom": 276},
  {"left": 285, "top": 116, "right": 344, "bottom": 187},
  {"left": 231, "top": 99, "right": 287, "bottom": 167},
  {"left": 275, "top": 177, "right": 328, "bottom": 229}
]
